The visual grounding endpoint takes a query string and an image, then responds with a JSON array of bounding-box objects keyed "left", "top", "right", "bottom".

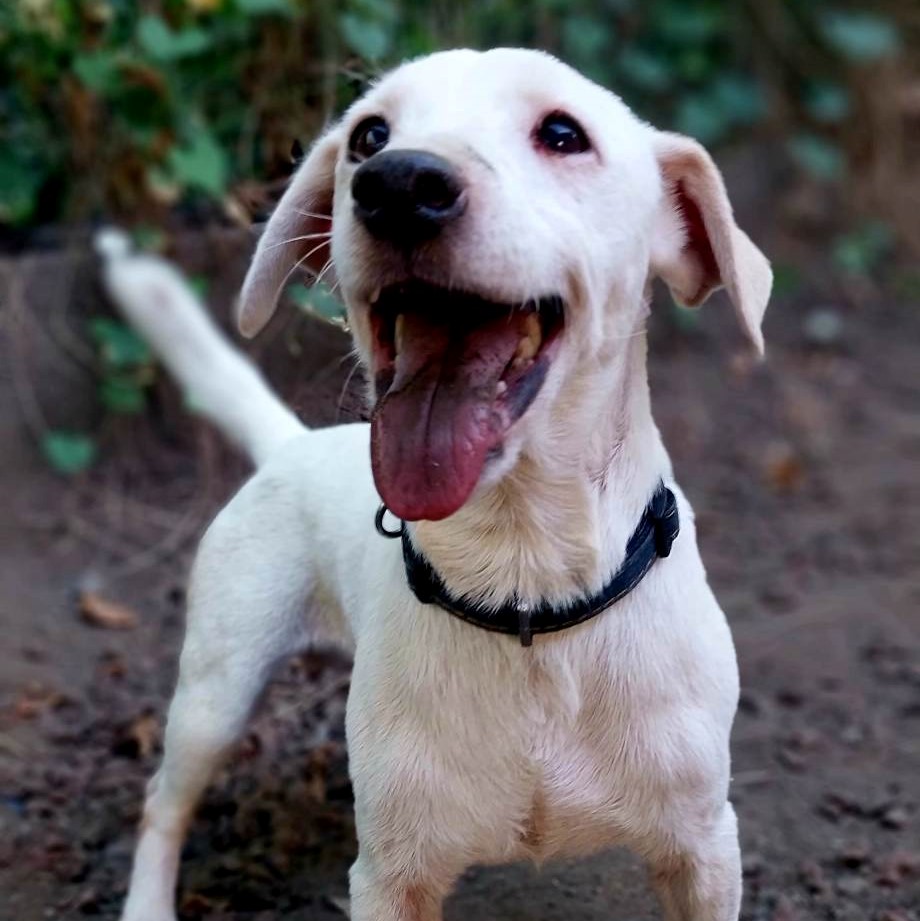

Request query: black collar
[{"left": 375, "top": 482, "right": 679, "bottom": 647}]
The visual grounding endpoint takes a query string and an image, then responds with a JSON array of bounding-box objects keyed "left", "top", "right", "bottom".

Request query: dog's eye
[
  {"left": 535, "top": 113, "right": 591, "bottom": 155},
  {"left": 349, "top": 117, "right": 390, "bottom": 161}
]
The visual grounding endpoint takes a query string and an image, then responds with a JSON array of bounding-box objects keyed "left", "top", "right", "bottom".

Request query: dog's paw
[
  {"left": 120, "top": 910, "right": 177, "bottom": 921},
  {"left": 119, "top": 895, "right": 177, "bottom": 921}
]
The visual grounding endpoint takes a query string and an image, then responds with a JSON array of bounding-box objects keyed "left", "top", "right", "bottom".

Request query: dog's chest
[
  {"left": 513, "top": 644, "right": 643, "bottom": 857},
  {"left": 351, "top": 585, "right": 670, "bottom": 861}
]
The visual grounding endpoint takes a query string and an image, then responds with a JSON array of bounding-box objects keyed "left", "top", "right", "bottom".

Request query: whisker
[
  {"left": 335, "top": 354, "right": 362, "bottom": 423},
  {"left": 293, "top": 208, "right": 333, "bottom": 221},
  {"left": 263, "top": 231, "right": 332, "bottom": 252},
  {"left": 312, "top": 257, "right": 336, "bottom": 289},
  {"left": 273, "top": 238, "right": 331, "bottom": 303},
  {"left": 607, "top": 328, "right": 647, "bottom": 342}
]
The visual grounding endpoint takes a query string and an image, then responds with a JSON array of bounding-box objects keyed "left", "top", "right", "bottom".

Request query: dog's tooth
[
  {"left": 496, "top": 381, "right": 507, "bottom": 397},
  {"left": 514, "top": 336, "right": 537, "bottom": 367},
  {"left": 394, "top": 314, "right": 405, "bottom": 353},
  {"left": 511, "top": 312, "right": 542, "bottom": 363},
  {"left": 514, "top": 338, "right": 536, "bottom": 362},
  {"left": 370, "top": 287, "right": 381, "bottom": 305},
  {"left": 525, "top": 312, "right": 542, "bottom": 347}
]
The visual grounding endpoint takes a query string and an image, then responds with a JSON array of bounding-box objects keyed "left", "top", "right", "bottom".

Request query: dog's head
[{"left": 239, "top": 49, "right": 771, "bottom": 522}]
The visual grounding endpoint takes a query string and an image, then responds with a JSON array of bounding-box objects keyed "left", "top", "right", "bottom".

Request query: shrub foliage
[{"left": 0, "top": 0, "right": 905, "bottom": 230}]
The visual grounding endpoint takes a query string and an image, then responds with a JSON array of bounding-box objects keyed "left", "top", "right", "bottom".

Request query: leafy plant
[
  {"left": 89, "top": 317, "right": 155, "bottom": 415},
  {"left": 41, "top": 431, "right": 98, "bottom": 475},
  {"left": 288, "top": 281, "right": 347, "bottom": 326},
  {"left": 832, "top": 222, "right": 894, "bottom": 276},
  {"left": 0, "top": 1, "right": 909, "bottom": 233},
  {"left": 787, "top": 134, "right": 846, "bottom": 183}
]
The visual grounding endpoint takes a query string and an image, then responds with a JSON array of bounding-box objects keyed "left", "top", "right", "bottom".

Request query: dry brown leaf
[
  {"left": 113, "top": 713, "right": 160, "bottom": 759},
  {"left": 132, "top": 714, "right": 159, "bottom": 758},
  {"left": 9, "top": 683, "right": 65, "bottom": 721},
  {"left": 763, "top": 442, "right": 805, "bottom": 493},
  {"left": 79, "top": 592, "right": 139, "bottom": 630}
]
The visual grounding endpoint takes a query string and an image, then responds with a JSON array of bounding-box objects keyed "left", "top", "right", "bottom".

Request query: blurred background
[{"left": 1, "top": 2, "right": 918, "bottom": 919}]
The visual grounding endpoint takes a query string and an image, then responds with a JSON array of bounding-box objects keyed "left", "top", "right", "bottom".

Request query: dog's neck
[{"left": 410, "top": 329, "right": 670, "bottom": 607}]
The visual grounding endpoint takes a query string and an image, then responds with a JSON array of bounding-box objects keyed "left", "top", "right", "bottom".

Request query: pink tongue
[{"left": 371, "top": 310, "right": 528, "bottom": 521}]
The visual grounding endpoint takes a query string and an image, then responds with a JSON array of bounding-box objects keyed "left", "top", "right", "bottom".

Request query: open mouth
[{"left": 368, "top": 280, "right": 564, "bottom": 522}]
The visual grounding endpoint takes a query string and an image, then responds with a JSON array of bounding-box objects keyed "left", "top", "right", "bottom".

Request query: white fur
[{"left": 103, "top": 48, "right": 771, "bottom": 921}]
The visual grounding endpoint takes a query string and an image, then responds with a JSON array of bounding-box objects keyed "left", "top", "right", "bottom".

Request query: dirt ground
[{"left": 1, "top": 195, "right": 918, "bottom": 920}]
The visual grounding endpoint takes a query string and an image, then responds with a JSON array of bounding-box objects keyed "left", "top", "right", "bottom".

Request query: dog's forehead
[{"left": 360, "top": 48, "right": 636, "bottom": 138}]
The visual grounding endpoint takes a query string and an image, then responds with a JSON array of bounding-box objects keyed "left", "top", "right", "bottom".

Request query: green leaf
[
  {"left": 772, "top": 264, "right": 802, "bottom": 299},
  {"left": 659, "top": 6, "right": 726, "bottom": 44},
  {"left": 562, "top": 15, "right": 610, "bottom": 64},
  {"left": 805, "top": 83, "right": 850, "bottom": 124},
  {"left": 137, "top": 14, "right": 211, "bottom": 61},
  {"left": 832, "top": 222, "right": 893, "bottom": 275},
  {"left": 675, "top": 94, "right": 731, "bottom": 145},
  {"left": 288, "top": 282, "right": 346, "bottom": 324},
  {"left": 73, "top": 51, "right": 121, "bottom": 93},
  {"left": 167, "top": 129, "right": 229, "bottom": 197},
  {"left": 89, "top": 317, "right": 152, "bottom": 369},
  {"left": 189, "top": 275, "right": 210, "bottom": 299},
  {"left": 675, "top": 47, "right": 715, "bottom": 83},
  {"left": 339, "top": 12, "right": 391, "bottom": 62},
  {"left": 236, "top": 0, "right": 294, "bottom": 15},
  {"left": 820, "top": 11, "right": 899, "bottom": 63},
  {"left": 99, "top": 377, "right": 147, "bottom": 414},
  {"left": 618, "top": 48, "right": 672, "bottom": 92},
  {"left": 42, "top": 432, "right": 97, "bottom": 475},
  {"left": 0, "top": 153, "right": 42, "bottom": 225},
  {"left": 131, "top": 225, "right": 169, "bottom": 253},
  {"left": 349, "top": 0, "right": 400, "bottom": 25},
  {"left": 787, "top": 135, "right": 845, "bottom": 182},
  {"left": 711, "top": 76, "right": 765, "bottom": 126}
]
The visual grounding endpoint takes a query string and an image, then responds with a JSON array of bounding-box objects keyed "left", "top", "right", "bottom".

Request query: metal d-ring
[{"left": 375, "top": 503, "right": 404, "bottom": 538}]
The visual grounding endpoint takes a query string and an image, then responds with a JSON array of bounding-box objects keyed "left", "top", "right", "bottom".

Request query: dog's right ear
[
  {"left": 237, "top": 129, "right": 342, "bottom": 338},
  {"left": 650, "top": 131, "right": 771, "bottom": 356}
]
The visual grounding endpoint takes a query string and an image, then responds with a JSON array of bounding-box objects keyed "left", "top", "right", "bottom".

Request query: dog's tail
[{"left": 96, "top": 230, "right": 304, "bottom": 468}]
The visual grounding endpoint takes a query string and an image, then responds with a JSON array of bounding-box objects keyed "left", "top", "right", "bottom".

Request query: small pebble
[
  {"left": 803, "top": 308, "right": 844, "bottom": 347},
  {"left": 880, "top": 806, "right": 909, "bottom": 830},
  {"left": 837, "top": 875, "right": 869, "bottom": 896}
]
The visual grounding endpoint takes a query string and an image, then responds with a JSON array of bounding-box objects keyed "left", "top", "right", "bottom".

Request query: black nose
[{"left": 352, "top": 150, "right": 466, "bottom": 246}]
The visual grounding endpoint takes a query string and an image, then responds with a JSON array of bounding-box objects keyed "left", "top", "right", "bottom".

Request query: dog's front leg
[
  {"left": 345, "top": 741, "right": 473, "bottom": 921},
  {"left": 121, "top": 467, "right": 319, "bottom": 921},
  {"left": 349, "top": 855, "right": 454, "bottom": 921},
  {"left": 344, "top": 630, "right": 533, "bottom": 921},
  {"left": 647, "top": 802, "right": 742, "bottom": 921}
]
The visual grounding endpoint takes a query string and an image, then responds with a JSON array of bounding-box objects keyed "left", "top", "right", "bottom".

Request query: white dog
[{"left": 102, "top": 47, "right": 771, "bottom": 921}]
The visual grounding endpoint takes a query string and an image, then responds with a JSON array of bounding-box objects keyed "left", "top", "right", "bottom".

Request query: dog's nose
[{"left": 352, "top": 150, "right": 466, "bottom": 245}]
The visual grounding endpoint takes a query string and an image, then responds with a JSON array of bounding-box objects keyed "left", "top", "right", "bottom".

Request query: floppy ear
[
  {"left": 650, "top": 131, "right": 772, "bottom": 355},
  {"left": 237, "top": 129, "right": 342, "bottom": 338}
]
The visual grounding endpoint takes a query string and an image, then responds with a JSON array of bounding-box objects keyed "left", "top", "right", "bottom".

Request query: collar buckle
[{"left": 515, "top": 600, "right": 533, "bottom": 647}]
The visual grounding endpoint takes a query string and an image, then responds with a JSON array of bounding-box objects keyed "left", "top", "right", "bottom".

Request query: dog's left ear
[
  {"left": 237, "top": 128, "right": 342, "bottom": 338},
  {"left": 650, "top": 131, "right": 772, "bottom": 355}
]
